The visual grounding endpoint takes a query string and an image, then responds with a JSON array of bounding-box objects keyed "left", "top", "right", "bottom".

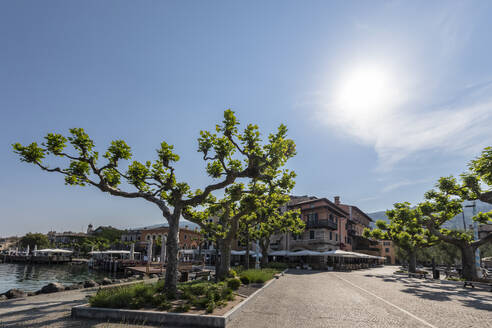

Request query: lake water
[{"left": 0, "top": 263, "right": 110, "bottom": 293}]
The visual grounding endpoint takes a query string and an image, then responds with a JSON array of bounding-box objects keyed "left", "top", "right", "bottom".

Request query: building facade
[
  {"left": 139, "top": 226, "right": 201, "bottom": 250},
  {"left": 335, "top": 196, "right": 380, "bottom": 255},
  {"left": 378, "top": 240, "right": 396, "bottom": 264},
  {"left": 270, "top": 197, "right": 349, "bottom": 253}
]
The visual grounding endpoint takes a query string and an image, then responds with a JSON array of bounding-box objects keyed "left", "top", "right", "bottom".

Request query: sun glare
[{"left": 336, "top": 67, "right": 393, "bottom": 119}]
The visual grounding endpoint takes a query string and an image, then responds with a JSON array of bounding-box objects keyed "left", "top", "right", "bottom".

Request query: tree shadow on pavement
[{"left": 366, "top": 274, "right": 492, "bottom": 312}]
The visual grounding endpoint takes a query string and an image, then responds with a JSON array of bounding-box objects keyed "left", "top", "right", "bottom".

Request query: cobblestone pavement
[
  {"left": 229, "top": 266, "right": 492, "bottom": 328},
  {"left": 0, "top": 267, "right": 490, "bottom": 327}
]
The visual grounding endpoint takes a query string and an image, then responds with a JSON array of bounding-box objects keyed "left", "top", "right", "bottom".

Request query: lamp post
[{"left": 464, "top": 201, "right": 481, "bottom": 277}]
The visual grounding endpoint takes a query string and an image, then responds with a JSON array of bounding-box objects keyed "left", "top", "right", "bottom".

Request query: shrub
[
  {"left": 239, "top": 269, "right": 277, "bottom": 284},
  {"left": 206, "top": 300, "right": 216, "bottom": 313},
  {"left": 89, "top": 284, "right": 144, "bottom": 309},
  {"left": 90, "top": 278, "right": 236, "bottom": 312},
  {"left": 227, "top": 278, "right": 241, "bottom": 290},
  {"left": 228, "top": 269, "right": 237, "bottom": 278},
  {"left": 173, "top": 304, "right": 191, "bottom": 312},
  {"left": 240, "top": 276, "right": 250, "bottom": 285}
]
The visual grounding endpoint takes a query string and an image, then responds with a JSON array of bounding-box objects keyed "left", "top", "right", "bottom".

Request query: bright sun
[{"left": 336, "top": 67, "right": 392, "bottom": 118}]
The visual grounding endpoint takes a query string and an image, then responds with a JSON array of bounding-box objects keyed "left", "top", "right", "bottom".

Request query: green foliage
[
  {"left": 89, "top": 283, "right": 154, "bottom": 309},
  {"left": 365, "top": 203, "right": 438, "bottom": 253},
  {"left": 19, "top": 233, "right": 50, "bottom": 250},
  {"left": 226, "top": 278, "right": 241, "bottom": 290},
  {"left": 468, "top": 147, "right": 492, "bottom": 189},
  {"left": 228, "top": 269, "right": 237, "bottom": 278},
  {"left": 239, "top": 269, "right": 278, "bottom": 284},
  {"left": 13, "top": 142, "right": 45, "bottom": 163},
  {"left": 89, "top": 279, "right": 235, "bottom": 313},
  {"left": 104, "top": 140, "right": 132, "bottom": 165},
  {"left": 240, "top": 276, "right": 250, "bottom": 285}
]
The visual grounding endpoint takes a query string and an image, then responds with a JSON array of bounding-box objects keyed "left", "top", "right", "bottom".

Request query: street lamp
[{"left": 464, "top": 201, "right": 481, "bottom": 277}]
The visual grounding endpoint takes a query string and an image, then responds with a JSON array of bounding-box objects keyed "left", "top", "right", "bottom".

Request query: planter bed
[{"left": 72, "top": 269, "right": 286, "bottom": 327}]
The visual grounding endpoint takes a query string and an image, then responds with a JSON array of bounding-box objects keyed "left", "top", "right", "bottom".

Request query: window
[
  {"left": 329, "top": 231, "right": 332, "bottom": 240},
  {"left": 307, "top": 213, "right": 318, "bottom": 225},
  {"left": 184, "top": 235, "right": 187, "bottom": 240},
  {"left": 335, "top": 233, "right": 338, "bottom": 242},
  {"left": 147, "top": 235, "right": 150, "bottom": 240},
  {"left": 309, "top": 230, "right": 315, "bottom": 240},
  {"left": 385, "top": 248, "right": 390, "bottom": 253},
  {"left": 329, "top": 214, "right": 333, "bottom": 221},
  {"left": 383, "top": 241, "right": 390, "bottom": 246}
]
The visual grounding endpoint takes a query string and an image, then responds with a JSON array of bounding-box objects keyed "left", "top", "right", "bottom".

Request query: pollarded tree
[
  {"left": 244, "top": 189, "right": 304, "bottom": 268},
  {"left": 419, "top": 183, "right": 492, "bottom": 280},
  {"left": 236, "top": 172, "right": 299, "bottom": 269},
  {"left": 184, "top": 182, "right": 261, "bottom": 280},
  {"left": 12, "top": 110, "right": 295, "bottom": 295},
  {"left": 363, "top": 203, "right": 439, "bottom": 273},
  {"left": 184, "top": 172, "right": 298, "bottom": 279}
]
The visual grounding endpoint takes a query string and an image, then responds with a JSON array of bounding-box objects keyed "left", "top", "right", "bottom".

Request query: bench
[{"left": 463, "top": 281, "right": 492, "bottom": 292}]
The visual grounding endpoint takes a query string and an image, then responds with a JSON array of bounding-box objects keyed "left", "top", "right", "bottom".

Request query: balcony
[
  {"left": 347, "top": 229, "right": 357, "bottom": 236},
  {"left": 306, "top": 220, "right": 337, "bottom": 230}
]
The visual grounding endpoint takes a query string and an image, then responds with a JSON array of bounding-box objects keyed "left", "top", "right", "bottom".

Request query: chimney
[{"left": 334, "top": 196, "right": 340, "bottom": 205}]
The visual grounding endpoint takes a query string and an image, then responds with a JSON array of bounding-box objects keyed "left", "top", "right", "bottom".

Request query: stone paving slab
[{"left": 228, "top": 267, "right": 492, "bottom": 328}]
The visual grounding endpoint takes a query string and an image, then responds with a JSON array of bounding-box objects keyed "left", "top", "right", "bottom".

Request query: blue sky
[{"left": 1, "top": 1, "right": 492, "bottom": 236}]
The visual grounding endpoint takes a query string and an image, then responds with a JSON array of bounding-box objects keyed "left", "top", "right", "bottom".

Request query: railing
[{"left": 306, "top": 220, "right": 337, "bottom": 230}]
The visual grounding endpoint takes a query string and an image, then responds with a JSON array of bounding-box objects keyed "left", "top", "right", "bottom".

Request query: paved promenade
[
  {"left": 230, "top": 266, "right": 492, "bottom": 328},
  {"left": 0, "top": 266, "right": 490, "bottom": 327}
]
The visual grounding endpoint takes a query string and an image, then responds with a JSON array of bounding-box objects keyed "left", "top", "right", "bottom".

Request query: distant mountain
[{"left": 368, "top": 200, "right": 492, "bottom": 230}]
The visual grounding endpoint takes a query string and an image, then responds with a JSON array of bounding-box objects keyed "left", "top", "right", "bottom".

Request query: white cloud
[
  {"left": 313, "top": 82, "right": 492, "bottom": 171},
  {"left": 381, "top": 178, "right": 432, "bottom": 193}
]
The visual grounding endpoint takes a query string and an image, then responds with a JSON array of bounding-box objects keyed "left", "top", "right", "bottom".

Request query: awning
[
  {"left": 269, "top": 250, "right": 290, "bottom": 256},
  {"left": 37, "top": 249, "right": 73, "bottom": 254},
  {"left": 288, "top": 250, "right": 323, "bottom": 256},
  {"left": 230, "top": 250, "right": 262, "bottom": 257}
]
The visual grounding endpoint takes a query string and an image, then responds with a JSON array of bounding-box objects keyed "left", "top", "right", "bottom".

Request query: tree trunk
[
  {"left": 214, "top": 242, "right": 220, "bottom": 281},
  {"left": 460, "top": 245, "right": 478, "bottom": 280},
  {"left": 163, "top": 214, "right": 180, "bottom": 297},
  {"left": 245, "top": 238, "right": 250, "bottom": 270},
  {"left": 217, "top": 240, "right": 232, "bottom": 281},
  {"left": 408, "top": 249, "right": 417, "bottom": 273},
  {"left": 260, "top": 239, "right": 269, "bottom": 268}
]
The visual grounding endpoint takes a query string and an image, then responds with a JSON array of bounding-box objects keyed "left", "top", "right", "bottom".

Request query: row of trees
[
  {"left": 17, "top": 227, "right": 126, "bottom": 255},
  {"left": 364, "top": 147, "right": 492, "bottom": 279},
  {"left": 13, "top": 110, "right": 303, "bottom": 295}
]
